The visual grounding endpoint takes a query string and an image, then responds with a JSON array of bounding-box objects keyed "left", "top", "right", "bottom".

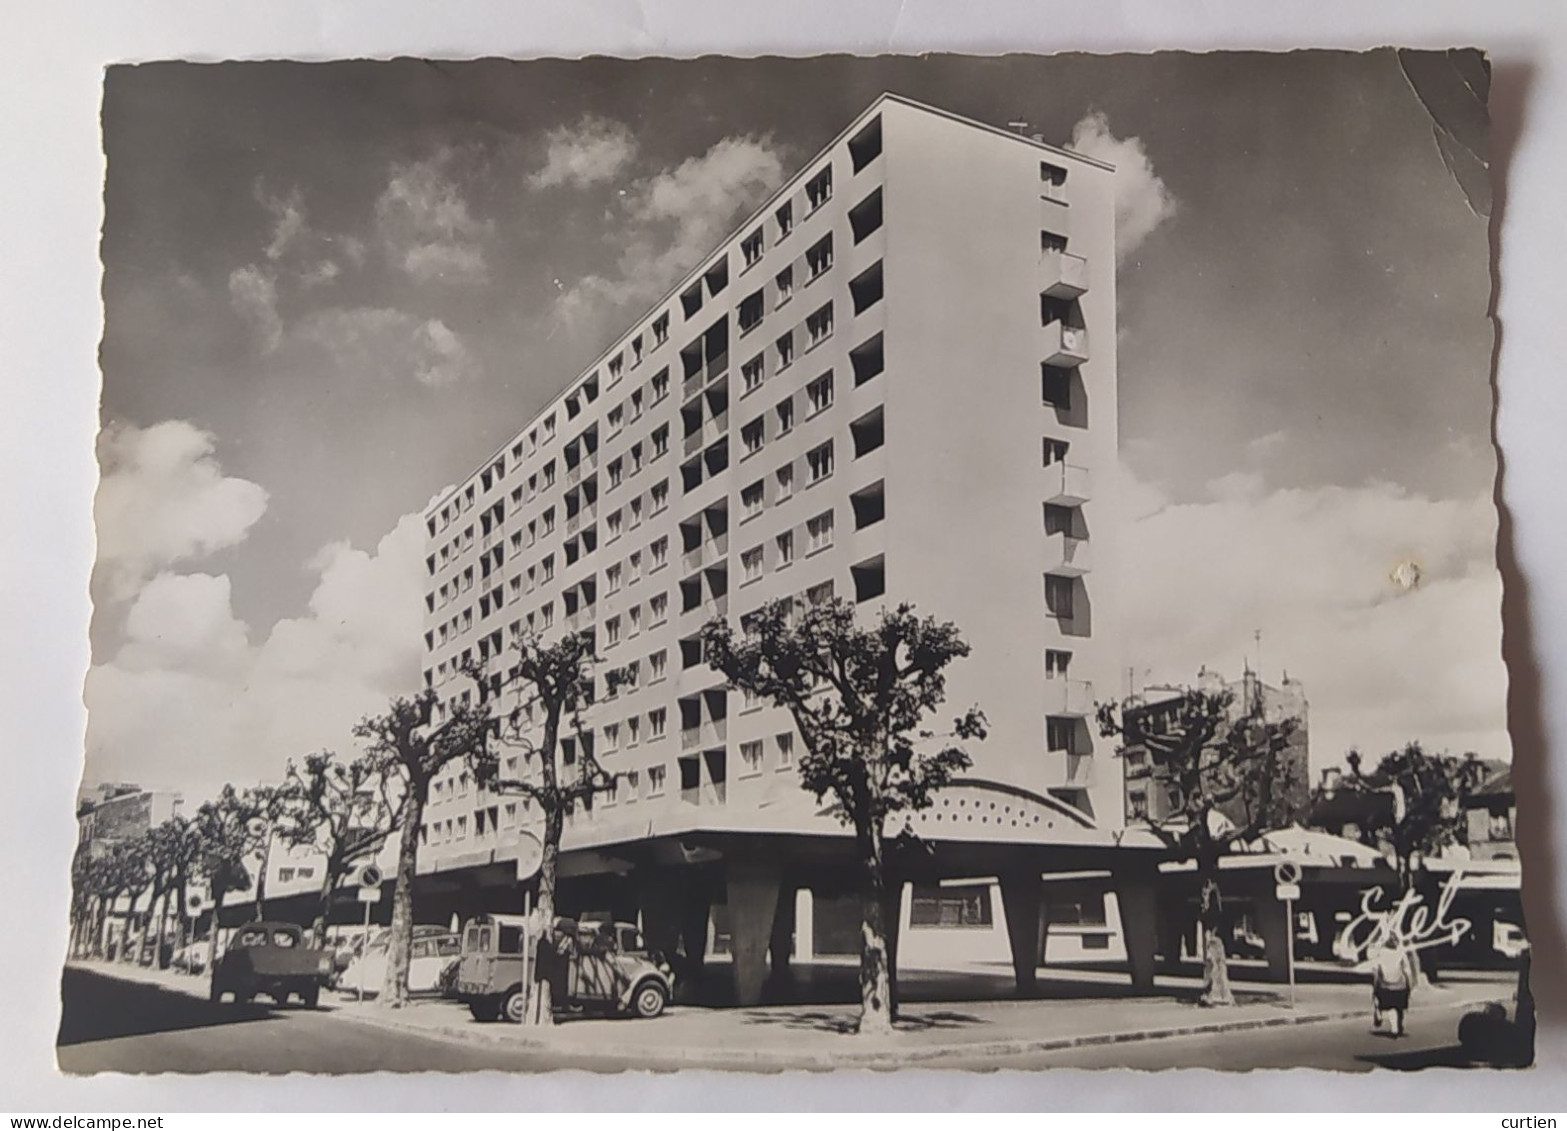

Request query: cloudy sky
[{"left": 87, "top": 51, "right": 1504, "bottom": 800}]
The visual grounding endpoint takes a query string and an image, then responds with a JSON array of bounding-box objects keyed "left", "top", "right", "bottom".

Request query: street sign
[
  {"left": 1275, "top": 882, "right": 1302, "bottom": 902},
  {"left": 515, "top": 832, "right": 543, "bottom": 882},
  {"left": 1272, "top": 860, "right": 1302, "bottom": 887},
  {"left": 357, "top": 864, "right": 383, "bottom": 889},
  {"left": 357, "top": 885, "right": 382, "bottom": 904}
]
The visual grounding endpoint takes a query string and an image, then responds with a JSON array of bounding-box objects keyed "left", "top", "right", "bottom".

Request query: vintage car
[
  {"left": 456, "top": 914, "right": 674, "bottom": 1023},
  {"left": 209, "top": 921, "right": 334, "bottom": 1008},
  {"left": 339, "top": 930, "right": 461, "bottom": 999}
]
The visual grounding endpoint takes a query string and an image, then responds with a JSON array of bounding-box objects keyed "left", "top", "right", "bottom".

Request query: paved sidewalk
[{"left": 67, "top": 958, "right": 1509, "bottom": 1069}]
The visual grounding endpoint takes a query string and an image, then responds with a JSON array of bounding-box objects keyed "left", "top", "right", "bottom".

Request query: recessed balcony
[
  {"left": 1045, "top": 677, "right": 1094, "bottom": 718},
  {"left": 1044, "top": 531, "right": 1091, "bottom": 577},
  {"left": 1043, "top": 321, "right": 1089, "bottom": 368},
  {"left": 1044, "top": 462, "right": 1090, "bottom": 506},
  {"left": 1064, "top": 752, "right": 1096, "bottom": 788},
  {"left": 1041, "top": 250, "right": 1090, "bottom": 300}
]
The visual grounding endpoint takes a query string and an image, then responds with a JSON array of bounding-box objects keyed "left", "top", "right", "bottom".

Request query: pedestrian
[{"left": 1372, "top": 936, "right": 1412, "bottom": 1037}]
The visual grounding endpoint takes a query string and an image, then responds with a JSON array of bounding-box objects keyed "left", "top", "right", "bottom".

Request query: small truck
[{"left": 210, "top": 921, "right": 335, "bottom": 1008}]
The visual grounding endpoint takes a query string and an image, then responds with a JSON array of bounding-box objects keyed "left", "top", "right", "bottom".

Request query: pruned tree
[
  {"left": 1097, "top": 688, "right": 1301, "bottom": 1006},
  {"left": 116, "top": 833, "right": 155, "bottom": 964},
  {"left": 192, "top": 785, "right": 265, "bottom": 973},
  {"left": 157, "top": 816, "right": 206, "bottom": 965},
  {"left": 1341, "top": 743, "right": 1485, "bottom": 893},
  {"left": 354, "top": 685, "right": 491, "bottom": 1008},
  {"left": 466, "top": 632, "right": 611, "bottom": 1026},
  {"left": 244, "top": 784, "right": 289, "bottom": 920},
  {"left": 1337, "top": 743, "right": 1486, "bottom": 983},
  {"left": 700, "top": 598, "right": 986, "bottom": 1036},
  {"left": 275, "top": 750, "right": 402, "bottom": 947}
]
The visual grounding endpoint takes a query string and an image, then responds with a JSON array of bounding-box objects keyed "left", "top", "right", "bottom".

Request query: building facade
[
  {"left": 75, "top": 782, "right": 183, "bottom": 857},
  {"left": 1121, "top": 668, "right": 1310, "bottom": 828},
  {"left": 414, "top": 94, "right": 1136, "bottom": 1000}
]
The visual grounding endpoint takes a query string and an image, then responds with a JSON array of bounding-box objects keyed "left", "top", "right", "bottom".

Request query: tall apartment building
[{"left": 415, "top": 94, "right": 1132, "bottom": 1000}]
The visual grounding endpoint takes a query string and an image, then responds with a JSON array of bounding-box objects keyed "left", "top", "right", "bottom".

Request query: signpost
[
  {"left": 185, "top": 891, "right": 204, "bottom": 973},
  {"left": 514, "top": 834, "right": 543, "bottom": 1025},
  {"left": 1274, "top": 860, "right": 1303, "bottom": 1009},
  {"left": 356, "top": 865, "right": 383, "bottom": 1003}
]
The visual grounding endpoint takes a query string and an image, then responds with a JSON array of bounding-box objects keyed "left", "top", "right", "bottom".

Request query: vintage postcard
[{"left": 64, "top": 50, "right": 1522, "bottom": 1074}]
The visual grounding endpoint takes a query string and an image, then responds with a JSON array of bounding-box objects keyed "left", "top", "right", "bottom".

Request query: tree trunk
[
  {"left": 254, "top": 835, "right": 270, "bottom": 920},
  {"left": 854, "top": 823, "right": 895, "bottom": 1036},
  {"left": 1197, "top": 873, "right": 1234, "bottom": 1006},
  {"left": 524, "top": 807, "right": 562, "bottom": 1027},
  {"left": 207, "top": 889, "right": 225, "bottom": 977},
  {"left": 152, "top": 888, "right": 169, "bottom": 968},
  {"left": 312, "top": 867, "right": 338, "bottom": 949},
  {"left": 379, "top": 788, "right": 424, "bottom": 1008}
]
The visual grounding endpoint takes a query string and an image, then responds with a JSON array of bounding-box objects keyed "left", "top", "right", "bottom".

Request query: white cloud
[
  {"left": 94, "top": 421, "right": 269, "bottom": 602},
  {"left": 296, "top": 307, "right": 477, "bottom": 389},
  {"left": 375, "top": 150, "right": 492, "bottom": 284},
  {"left": 86, "top": 511, "right": 429, "bottom": 799},
  {"left": 1069, "top": 111, "right": 1178, "bottom": 263},
  {"left": 227, "top": 265, "right": 282, "bottom": 351},
  {"left": 555, "top": 135, "right": 786, "bottom": 325},
  {"left": 117, "top": 572, "right": 250, "bottom": 676},
  {"left": 530, "top": 116, "right": 638, "bottom": 190},
  {"left": 1121, "top": 470, "right": 1509, "bottom": 769},
  {"left": 411, "top": 318, "right": 477, "bottom": 388}
]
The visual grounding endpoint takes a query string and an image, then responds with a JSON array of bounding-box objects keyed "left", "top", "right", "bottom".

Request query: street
[
  {"left": 56, "top": 968, "right": 631, "bottom": 1074},
  {"left": 57, "top": 964, "right": 1516, "bottom": 1074}
]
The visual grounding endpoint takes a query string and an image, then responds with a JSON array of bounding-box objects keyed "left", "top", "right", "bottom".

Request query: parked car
[
  {"left": 339, "top": 930, "right": 461, "bottom": 999},
  {"left": 1459, "top": 946, "right": 1534, "bottom": 1067},
  {"left": 210, "top": 921, "right": 334, "bottom": 1008},
  {"left": 456, "top": 914, "right": 674, "bottom": 1023},
  {"left": 172, "top": 938, "right": 217, "bottom": 975}
]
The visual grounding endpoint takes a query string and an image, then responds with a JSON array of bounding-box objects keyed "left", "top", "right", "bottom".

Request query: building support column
[
  {"left": 726, "top": 859, "right": 782, "bottom": 1007},
  {"left": 676, "top": 877, "right": 714, "bottom": 1003},
  {"left": 1116, "top": 871, "right": 1160, "bottom": 991},
  {"left": 999, "top": 870, "right": 1045, "bottom": 997},
  {"left": 794, "top": 888, "right": 816, "bottom": 963},
  {"left": 1254, "top": 891, "right": 1292, "bottom": 984},
  {"left": 769, "top": 882, "right": 797, "bottom": 981}
]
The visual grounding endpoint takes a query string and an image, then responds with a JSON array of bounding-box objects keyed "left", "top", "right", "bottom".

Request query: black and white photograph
[{"left": 57, "top": 47, "right": 1531, "bottom": 1078}]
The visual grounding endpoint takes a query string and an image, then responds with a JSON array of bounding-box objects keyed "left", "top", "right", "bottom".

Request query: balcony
[
  {"left": 1041, "top": 250, "right": 1089, "bottom": 300},
  {"left": 1044, "top": 462, "right": 1090, "bottom": 506},
  {"left": 1045, "top": 677, "right": 1094, "bottom": 718},
  {"left": 681, "top": 719, "right": 728, "bottom": 751},
  {"left": 682, "top": 593, "right": 729, "bottom": 623},
  {"left": 566, "top": 452, "right": 598, "bottom": 487},
  {"left": 1064, "top": 752, "right": 1096, "bottom": 788},
  {"left": 1043, "top": 531, "right": 1091, "bottom": 576},
  {"left": 1043, "top": 321, "right": 1089, "bottom": 368}
]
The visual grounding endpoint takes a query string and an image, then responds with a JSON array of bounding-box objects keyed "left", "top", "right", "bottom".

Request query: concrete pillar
[
  {"left": 1153, "top": 890, "right": 1184, "bottom": 970},
  {"left": 1254, "top": 892, "right": 1292, "bottom": 983},
  {"left": 769, "top": 882, "right": 796, "bottom": 980},
  {"left": 794, "top": 888, "right": 815, "bottom": 962},
  {"left": 1116, "top": 872, "right": 1159, "bottom": 990},
  {"left": 676, "top": 879, "right": 713, "bottom": 1002},
  {"left": 726, "top": 859, "right": 782, "bottom": 1007},
  {"left": 998, "top": 870, "right": 1045, "bottom": 997}
]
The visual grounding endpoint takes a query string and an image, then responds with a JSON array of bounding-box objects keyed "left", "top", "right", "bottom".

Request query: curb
[{"left": 326, "top": 999, "right": 1493, "bottom": 1069}]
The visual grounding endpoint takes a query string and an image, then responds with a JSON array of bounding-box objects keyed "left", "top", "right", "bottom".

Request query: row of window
[{"left": 429, "top": 116, "right": 890, "bottom": 543}]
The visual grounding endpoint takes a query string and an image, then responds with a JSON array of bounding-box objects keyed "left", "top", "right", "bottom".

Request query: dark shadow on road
[
  {"left": 1355, "top": 1042, "right": 1487, "bottom": 1071},
  {"left": 57, "top": 967, "right": 315, "bottom": 1047},
  {"left": 736, "top": 1007, "right": 985, "bottom": 1035}
]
